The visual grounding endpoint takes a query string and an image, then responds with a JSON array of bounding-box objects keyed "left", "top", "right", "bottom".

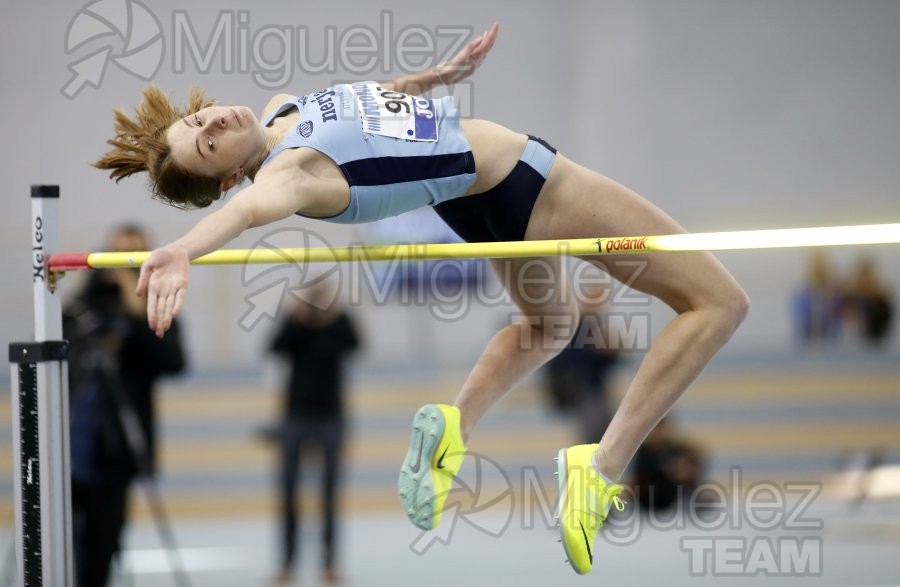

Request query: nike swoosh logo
[
  {"left": 436, "top": 445, "right": 449, "bottom": 470},
  {"left": 409, "top": 430, "right": 424, "bottom": 473},
  {"left": 579, "top": 521, "right": 593, "bottom": 565}
]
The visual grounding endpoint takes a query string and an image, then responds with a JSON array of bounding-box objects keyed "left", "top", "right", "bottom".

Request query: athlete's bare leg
[
  {"left": 453, "top": 153, "right": 749, "bottom": 480},
  {"left": 452, "top": 255, "right": 580, "bottom": 441}
]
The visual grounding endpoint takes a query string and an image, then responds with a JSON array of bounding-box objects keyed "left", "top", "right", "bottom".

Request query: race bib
[{"left": 350, "top": 82, "right": 438, "bottom": 142}]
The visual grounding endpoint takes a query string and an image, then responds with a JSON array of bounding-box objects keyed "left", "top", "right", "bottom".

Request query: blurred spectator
[
  {"left": 794, "top": 250, "right": 842, "bottom": 345},
  {"left": 794, "top": 252, "right": 894, "bottom": 348},
  {"left": 267, "top": 284, "right": 360, "bottom": 586},
  {"left": 544, "top": 280, "right": 620, "bottom": 443},
  {"left": 64, "top": 225, "right": 186, "bottom": 587},
  {"left": 850, "top": 257, "right": 894, "bottom": 346},
  {"left": 630, "top": 416, "right": 706, "bottom": 514}
]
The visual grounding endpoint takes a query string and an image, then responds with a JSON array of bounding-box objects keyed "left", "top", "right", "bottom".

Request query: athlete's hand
[
  {"left": 436, "top": 22, "right": 499, "bottom": 84},
  {"left": 136, "top": 245, "right": 190, "bottom": 337}
]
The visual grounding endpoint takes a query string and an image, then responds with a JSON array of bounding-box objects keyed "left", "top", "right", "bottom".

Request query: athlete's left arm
[{"left": 383, "top": 22, "right": 499, "bottom": 95}]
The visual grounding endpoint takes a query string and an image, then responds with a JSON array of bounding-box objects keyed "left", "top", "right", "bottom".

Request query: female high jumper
[{"left": 94, "top": 23, "right": 748, "bottom": 574}]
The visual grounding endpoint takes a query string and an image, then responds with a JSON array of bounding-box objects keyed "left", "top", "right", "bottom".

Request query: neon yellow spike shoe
[
  {"left": 557, "top": 443, "right": 626, "bottom": 575},
  {"left": 398, "top": 404, "right": 466, "bottom": 530}
]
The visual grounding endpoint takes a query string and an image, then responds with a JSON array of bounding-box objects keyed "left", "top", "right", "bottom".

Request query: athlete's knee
[{"left": 716, "top": 281, "right": 750, "bottom": 336}]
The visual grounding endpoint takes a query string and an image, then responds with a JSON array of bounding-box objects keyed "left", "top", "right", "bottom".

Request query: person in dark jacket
[
  {"left": 65, "top": 225, "right": 186, "bottom": 587},
  {"left": 268, "top": 283, "right": 360, "bottom": 586},
  {"left": 850, "top": 257, "right": 894, "bottom": 346}
]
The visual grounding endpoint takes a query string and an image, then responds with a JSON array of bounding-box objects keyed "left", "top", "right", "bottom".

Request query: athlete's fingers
[
  {"left": 480, "top": 24, "right": 498, "bottom": 53},
  {"left": 469, "top": 34, "right": 484, "bottom": 55},
  {"left": 473, "top": 23, "right": 498, "bottom": 53},
  {"left": 469, "top": 34, "right": 495, "bottom": 66},
  {"left": 160, "top": 293, "right": 176, "bottom": 335},
  {"left": 136, "top": 265, "right": 150, "bottom": 297},
  {"left": 155, "top": 291, "right": 169, "bottom": 337},
  {"left": 146, "top": 289, "right": 158, "bottom": 332},
  {"left": 172, "top": 289, "right": 186, "bottom": 320}
]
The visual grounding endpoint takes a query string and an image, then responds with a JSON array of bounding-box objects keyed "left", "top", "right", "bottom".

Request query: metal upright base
[{"left": 10, "top": 342, "right": 73, "bottom": 587}]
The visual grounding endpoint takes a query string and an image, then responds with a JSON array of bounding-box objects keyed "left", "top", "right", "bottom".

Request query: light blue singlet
[{"left": 260, "top": 82, "right": 477, "bottom": 224}]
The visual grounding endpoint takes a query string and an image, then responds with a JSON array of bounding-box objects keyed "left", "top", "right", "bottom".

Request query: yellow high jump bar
[{"left": 49, "top": 223, "right": 900, "bottom": 271}]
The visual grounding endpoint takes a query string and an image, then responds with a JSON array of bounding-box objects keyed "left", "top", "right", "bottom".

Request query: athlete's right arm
[{"left": 136, "top": 172, "right": 310, "bottom": 337}]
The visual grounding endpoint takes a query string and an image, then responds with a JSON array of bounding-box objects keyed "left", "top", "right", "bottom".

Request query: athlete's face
[{"left": 166, "top": 105, "right": 263, "bottom": 181}]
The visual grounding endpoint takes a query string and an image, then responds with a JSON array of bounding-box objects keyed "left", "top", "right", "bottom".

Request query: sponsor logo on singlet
[
  {"left": 312, "top": 89, "right": 337, "bottom": 123},
  {"left": 297, "top": 120, "right": 314, "bottom": 138}
]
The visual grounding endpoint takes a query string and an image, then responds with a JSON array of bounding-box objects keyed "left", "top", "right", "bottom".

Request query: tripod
[{"left": 85, "top": 349, "right": 193, "bottom": 587}]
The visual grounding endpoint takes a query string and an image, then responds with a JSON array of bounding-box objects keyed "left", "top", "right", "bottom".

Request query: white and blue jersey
[{"left": 260, "top": 82, "right": 476, "bottom": 224}]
